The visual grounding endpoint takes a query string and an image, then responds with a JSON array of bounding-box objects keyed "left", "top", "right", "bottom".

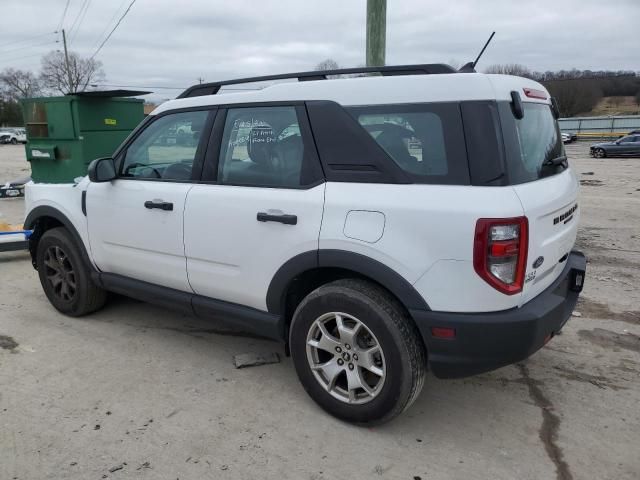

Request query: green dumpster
[{"left": 21, "top": 90, "right": 148, "bottom": 183}]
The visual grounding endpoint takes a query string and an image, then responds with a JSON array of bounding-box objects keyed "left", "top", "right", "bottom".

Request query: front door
[
  {"left": 87, "top": 108, "right": 213, "bottom": 292},
  {"left": 184, "top": 105, "right": 325, "bottom": 311}
]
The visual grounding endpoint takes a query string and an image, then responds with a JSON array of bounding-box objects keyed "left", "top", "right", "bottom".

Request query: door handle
[
  {"left": 257, "top": 212, "right": 297, "bottom": 225},
  {"left": 144, "top": 200, "right": 174, "bottom": 211}
]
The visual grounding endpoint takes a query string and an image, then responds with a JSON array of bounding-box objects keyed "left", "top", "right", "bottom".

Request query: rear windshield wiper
[{"left": 543, "top": 155, "right": 568, "bottom": 168}]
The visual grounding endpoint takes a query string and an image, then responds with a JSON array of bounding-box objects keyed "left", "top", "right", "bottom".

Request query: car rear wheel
[
  {"left": 36, "top": 227, "right": 107, "bottom": 316},
  {"left": 594, "top": 148, "right": 606, "bottom": 158},
  {"left": 290, "top": 279, "right": 426, "bottom": 424}
]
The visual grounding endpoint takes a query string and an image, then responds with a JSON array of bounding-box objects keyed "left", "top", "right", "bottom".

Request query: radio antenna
[
  {"left": 458, "top": 31, "right": 495, "bottom": 72},
  {"left": 473, "top": 31, "right": 495, "bottom": 68}
]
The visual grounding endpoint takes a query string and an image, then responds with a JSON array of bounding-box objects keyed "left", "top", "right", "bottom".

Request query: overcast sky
[{"left": 1, "top": 0, "right": 639, "bottom": 102}]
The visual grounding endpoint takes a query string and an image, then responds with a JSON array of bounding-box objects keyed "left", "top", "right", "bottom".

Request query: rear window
[
  {"left": 505, "top": 102, "right": 566, "bottom": 183},
  {"left": 346, "top": 103, "right": 469, "bottom": 185}
]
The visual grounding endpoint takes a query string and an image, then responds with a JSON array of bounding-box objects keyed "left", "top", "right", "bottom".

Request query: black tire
[
  {"left": 594, "top": 148, "right": 606, "bottom": 158},
  {"left": 36, "top": 227, "right": 107, "bottom": 316},
  {"left": 290, "top": 279, "right": 426, "bottom": 424},
  {"left": 10, "top": 138, "right": 17, "bottom": 145}
]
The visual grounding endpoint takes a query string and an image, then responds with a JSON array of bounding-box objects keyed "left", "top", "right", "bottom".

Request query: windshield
[{"left": 503, "top": 102, "right": 566, "bottom": 183}]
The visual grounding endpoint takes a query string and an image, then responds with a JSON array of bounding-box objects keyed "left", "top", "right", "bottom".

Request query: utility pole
[
  {"left": 62, "top": 29, "right": 74, "bottom": 93},
  {"left": 366, "top": 0, "right": 386, "bottom": 67},
  {"left": 197, "top": 77, "right": 204, "bottom": 84}
]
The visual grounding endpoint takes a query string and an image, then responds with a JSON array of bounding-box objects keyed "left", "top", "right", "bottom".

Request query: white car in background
[{"left": 0, "top": 128, "right": 27, "bottom": 144}]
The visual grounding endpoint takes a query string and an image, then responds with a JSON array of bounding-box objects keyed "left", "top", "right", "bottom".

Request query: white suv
[{"left": 24, "top": 64, "right": 586, "bottom": 424}]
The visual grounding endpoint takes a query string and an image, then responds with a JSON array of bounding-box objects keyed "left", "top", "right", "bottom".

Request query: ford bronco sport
[{"left": 24, "top": 64, "right": 586, "bottom": 424}]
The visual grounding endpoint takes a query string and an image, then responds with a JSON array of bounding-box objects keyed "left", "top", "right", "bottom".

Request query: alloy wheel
[
  {"left": 43, "top": 246, "right": 77, "bottom": 302},
  {"left": 306, "top": 312, "right": 386, "bottom": 405}
]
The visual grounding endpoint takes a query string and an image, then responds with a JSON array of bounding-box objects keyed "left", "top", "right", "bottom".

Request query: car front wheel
[
  {"left": 290, "top": 279, "right": 426, "bottom": 424},
  {"left": 594, "top": 148, "right": 606, "bottom": 158},
  {"left": 36, "top": 227, "right": 107, "bottom": 316}
]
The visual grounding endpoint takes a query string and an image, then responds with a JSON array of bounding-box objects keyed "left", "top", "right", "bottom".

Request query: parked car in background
[
  {"left": 590, "top": 135, "right": 640, "bottom": 157},
  {"left": 0, "top": 128, "right": 27, "bottom": 144}
]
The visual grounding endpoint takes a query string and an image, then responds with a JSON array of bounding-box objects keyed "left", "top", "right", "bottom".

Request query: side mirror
[
  {"left": 88, "top": 157, "right": 116, "bottom": 182},
  {"left": 510, "top": 91, "right": 524, "bottom": 119}
]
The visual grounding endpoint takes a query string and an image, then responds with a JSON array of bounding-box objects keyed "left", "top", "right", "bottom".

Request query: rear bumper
[{"left": 411, "top": 250, "right": 587, "bottom": 379}]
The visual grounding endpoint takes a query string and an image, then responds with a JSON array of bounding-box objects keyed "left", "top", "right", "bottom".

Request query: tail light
[{"left": 473, "top": 217, "right": 528, "bottom": 295}]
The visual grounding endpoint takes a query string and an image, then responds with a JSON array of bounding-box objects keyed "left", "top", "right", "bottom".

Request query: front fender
[{"left": 24, "top": 206, "right": 94, "bottom": 271}]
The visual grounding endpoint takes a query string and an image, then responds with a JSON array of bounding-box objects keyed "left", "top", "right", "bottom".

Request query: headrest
[{"left": 248, "top": 125, "right": 274, "bottom": 164}]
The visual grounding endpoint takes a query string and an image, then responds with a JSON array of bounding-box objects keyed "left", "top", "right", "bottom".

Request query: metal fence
[{"left": 559, "top": 115, "right": 640, "bottom": 139}]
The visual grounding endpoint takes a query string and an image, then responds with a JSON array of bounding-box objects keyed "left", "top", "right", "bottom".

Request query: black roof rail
[{"left": 177, "top": 63, "right": 457, "bottom": 99}]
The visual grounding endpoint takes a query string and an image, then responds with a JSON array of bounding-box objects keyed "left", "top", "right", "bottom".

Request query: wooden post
[
  {"left": 62, "top": 29, "right": 73, "bottom": 93},
  {"left": 366, "top": 0, "right": 386, "bottom": 67}
]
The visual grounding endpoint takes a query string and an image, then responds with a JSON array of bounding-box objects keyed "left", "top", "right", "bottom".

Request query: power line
[
  {"left": 91, "top": 0, "right": 137, "bottom": 59},
  {"left": 0, "top": 40, "right": 59, "bottom": 57},
  {"left": 0, "top": 50, "right": 58, "bottom": 66},
  {"left": 67, "top": 0, "right": 91, "bottom": 43},
  {"left": 57, "top": 0, "right": 72, "bottom": 31},
  {"left": 0, "top": 40, "right": 58, "bottom": 59},
  {"left": 70, "top": 0, "right": 93, "bottom": 44},
  {"left": 0, "top": 32, "right": 57, "bottom": 50},
  {"left": 91, "top": 0, "right": 129, "bottom": 51}
]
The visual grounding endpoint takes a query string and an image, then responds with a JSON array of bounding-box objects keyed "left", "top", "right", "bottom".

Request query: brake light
[
  {"left": 473, "top": 217, "right": 528, "bottom": 295},
  {"left": 523, "top": 87, "right": 547, "bottom": 100}
]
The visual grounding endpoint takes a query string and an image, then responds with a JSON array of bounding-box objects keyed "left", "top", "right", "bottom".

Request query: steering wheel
[{"left": 124, "top": 162, "right": 162, "bottom": 179}]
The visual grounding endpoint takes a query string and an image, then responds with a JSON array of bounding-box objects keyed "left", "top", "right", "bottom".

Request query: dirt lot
[{"left": 1, "top": 142, "right": 639, "bottom": 480}]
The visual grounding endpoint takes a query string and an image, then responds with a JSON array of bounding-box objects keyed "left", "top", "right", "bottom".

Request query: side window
[
  {"left": 121, "top": 110, "right": 209, "bottom": 181},
  {"left": 217, "top": 106, "right": 310, "bottom": 188},
  {"left": 348, "top": 106, "right": 452, "bottom": 177}
]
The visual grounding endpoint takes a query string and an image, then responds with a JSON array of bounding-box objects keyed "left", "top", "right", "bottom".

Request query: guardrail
[{"left": 559, "top": 115, "right": 640, "bottom": 140}]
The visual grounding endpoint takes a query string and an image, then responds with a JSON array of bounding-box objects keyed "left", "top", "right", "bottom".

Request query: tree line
[
  {"left": 0, "top": 50, "right": 104, "bottom": 126},
  {"left": 485, "top": 64, "right": 640, "bottom": 117}
]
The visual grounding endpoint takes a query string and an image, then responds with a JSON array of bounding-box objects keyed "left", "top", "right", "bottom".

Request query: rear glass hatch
[{"left": 499, "top": 100, "right": 579, "bottom": 305}]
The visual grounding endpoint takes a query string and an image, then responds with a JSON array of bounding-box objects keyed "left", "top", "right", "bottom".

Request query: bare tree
[
  {"left": 316, "top": 59, "right": 339, "bottom": 71},
  {"left": 40, "top": 51, "right": 105, "bottom": 95},
  {"left": 546, "top": 79, "right": 602, "bottom": 117},
  {"left": 0, "top": 68, "right": 41, "bottom": 99},
  {"left": 484, "top": 63, "right": 533, "bottom": 79}
]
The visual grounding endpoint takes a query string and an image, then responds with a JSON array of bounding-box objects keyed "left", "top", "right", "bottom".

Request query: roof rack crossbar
[{"left": 177, "top": 63, "right": 456, "bottom": 98}]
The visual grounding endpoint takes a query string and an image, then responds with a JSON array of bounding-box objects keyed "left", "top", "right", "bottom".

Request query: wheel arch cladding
[
  {"left": 24, "top": 206, "right": 92, "bottom": 270},
  {"left": 266, "top": 249, "right": 430, "bottom": 319}
]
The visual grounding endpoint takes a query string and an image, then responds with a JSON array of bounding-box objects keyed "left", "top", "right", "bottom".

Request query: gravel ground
[{"left": 1, "top": 142, "right": 639, "bottom": 480}]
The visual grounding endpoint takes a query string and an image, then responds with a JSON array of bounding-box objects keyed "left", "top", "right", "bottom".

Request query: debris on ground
[
  {"left": 136, "top": 461, "right": 151, "bottom": 470},
  {"left": 233, "top": 352, "right": 280, "bottom": 369},
  {"left": 572, "top": 311, "right": 582, "bottom": 317},
  {"left": 582, "top": 171, "right": 595, "bottom": 175},
  {"left": 108, "top": 464, "right": 124, "bottom": 473},
  {"left": 0, "top": 335, "right": 18, "bottom": 350}
]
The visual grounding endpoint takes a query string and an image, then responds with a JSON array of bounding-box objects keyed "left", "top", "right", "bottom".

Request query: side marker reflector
[{"left": 431, "top": 327, "right": 456, "bottom": 339}]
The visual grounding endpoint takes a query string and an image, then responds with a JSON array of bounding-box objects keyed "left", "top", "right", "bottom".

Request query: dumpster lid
[{"left": 69, "top": 89, "right": 150, "bottom": 98}]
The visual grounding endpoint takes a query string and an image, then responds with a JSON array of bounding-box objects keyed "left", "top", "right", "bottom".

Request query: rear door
[
  {"left": 500, "top": 101, "right": 580, "bottom": 305},
  {"left": 183, "top": 104, "right": 325, "bottom": 311},
  {"left": 87, "top": 108, "right": 213, "bottom": 291}
]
